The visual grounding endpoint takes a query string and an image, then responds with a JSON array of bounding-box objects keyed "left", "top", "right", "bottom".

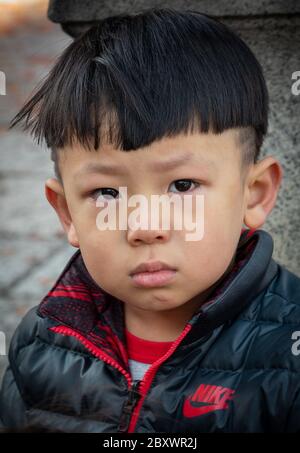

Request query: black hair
[{"left": 9, "top": 8, "right": 269, "bottom": 182}]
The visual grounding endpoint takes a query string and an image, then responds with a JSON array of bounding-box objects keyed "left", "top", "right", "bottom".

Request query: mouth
[{"left": 129, "top": 261, "right": 177, "bottom": 288}]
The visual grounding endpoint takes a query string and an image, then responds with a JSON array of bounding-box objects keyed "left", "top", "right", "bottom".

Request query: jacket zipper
[
  {"left": 118, "top": 379, "right": 142, "bottom": 433},
  {"left": 127, "top": 323, "right": 192, "bottom": 432},
  {"left": 49, "top": 323, "right": 192, "bottom": 432}
]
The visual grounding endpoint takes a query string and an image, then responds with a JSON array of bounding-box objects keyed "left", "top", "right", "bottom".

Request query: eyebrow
[{"left": 74, "top": 153, "right": 214, "bottom": 178}]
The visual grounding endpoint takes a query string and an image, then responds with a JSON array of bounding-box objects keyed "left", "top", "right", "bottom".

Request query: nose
[
  {"left": 127, "top": 226, "right": 171, "bottom": 246},
  {"left": 126, "top": 192, "right": 173, "bottom": 246}
]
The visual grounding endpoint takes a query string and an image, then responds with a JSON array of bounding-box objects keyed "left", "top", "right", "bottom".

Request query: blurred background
[
  {"left": 0, "top": 0, "right": 299, "bottom": 383},
  {"left": 0, "top": 0, "right": 74, "bottom": 383}
]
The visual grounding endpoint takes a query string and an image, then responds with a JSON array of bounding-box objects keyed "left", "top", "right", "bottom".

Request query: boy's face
[{"left": 46, "top": 129, "right": 281, "bottom": 316}]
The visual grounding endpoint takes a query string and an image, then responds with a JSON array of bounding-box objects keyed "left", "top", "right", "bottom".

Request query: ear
[
  {"left": 45, "top": 178, "right": 79, "bottom": 248},
  {"left": 243, "top": 156, "right": 283, "bottom": 229}
]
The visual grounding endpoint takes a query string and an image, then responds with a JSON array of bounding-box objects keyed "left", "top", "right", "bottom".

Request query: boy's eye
[
  {"left": 169, "top": 179, "right": 200, "bottom": 193},
  {"left": 89, "top": 179, "right": 200, "bottom": 200},
  {"left": 90, "top": 188, "right": 119, "bottom": 200}
]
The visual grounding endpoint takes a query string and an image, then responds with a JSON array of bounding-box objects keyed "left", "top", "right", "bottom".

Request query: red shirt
[{"left": 125, "top": 328, "right": 173, "bottom": 364}]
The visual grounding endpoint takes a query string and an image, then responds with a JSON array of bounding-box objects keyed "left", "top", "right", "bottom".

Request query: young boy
[{"left": 1, "top": 8, "right": 300, "bottom": 433}]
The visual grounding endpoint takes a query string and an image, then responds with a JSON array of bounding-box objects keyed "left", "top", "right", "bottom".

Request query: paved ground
[
  {"left": 0, "top": 10, "right": 299, "bottom": 386},
  {"left": 0, "top": 15, "right": 74, "bottom": 384}
]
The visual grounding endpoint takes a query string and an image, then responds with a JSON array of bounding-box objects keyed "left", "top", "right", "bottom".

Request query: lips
[
  {"left": 130, "top": 260, "right": 176, "bottom": 276},
  {"left": 129, "top": 261, "right": 177, "bottom": 288}
]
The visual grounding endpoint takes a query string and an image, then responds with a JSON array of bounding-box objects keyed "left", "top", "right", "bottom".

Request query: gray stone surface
[
  {"left": 225, "top": 16, "right": 300, "bottom": 276},
  {"left": 48, "top": 0, "right": 300, "bottom": 23},
  {"left": 0, "top": 5, "right": 299, "bottom": 386}
]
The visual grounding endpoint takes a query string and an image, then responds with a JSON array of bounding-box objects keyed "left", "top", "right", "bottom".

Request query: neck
[{"left": 124, "top": 298, "right": 200, "bottom": 342}]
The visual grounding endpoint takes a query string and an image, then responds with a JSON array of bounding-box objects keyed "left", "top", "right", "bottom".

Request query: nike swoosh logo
[{"left": 183, "top": 398, "right": 227, "bottom": 418}]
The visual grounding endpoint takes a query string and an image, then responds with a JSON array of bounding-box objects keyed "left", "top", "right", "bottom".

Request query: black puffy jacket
[{"left": 1, "top": 229, "right": 300, "bottom": 433}]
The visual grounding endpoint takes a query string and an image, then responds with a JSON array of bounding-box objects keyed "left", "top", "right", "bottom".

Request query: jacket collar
[{"left": 39, "top": 229, "right": 278, "bottom": 359}]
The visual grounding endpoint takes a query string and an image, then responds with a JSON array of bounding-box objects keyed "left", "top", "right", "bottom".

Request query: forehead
[{"left": 58, "top": 129, "right": 242, "bottom": 180}]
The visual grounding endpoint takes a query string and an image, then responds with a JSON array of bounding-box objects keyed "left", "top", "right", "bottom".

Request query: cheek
[
  {"left": 70, "top": 199, "right": 120, "bottom": 243},
  {"left": 181, "top": 232, "right": 237, "bottom": 290},
  {"left": 79, "top": 235, "right": 120, "bottom": 292},
  {"left": 182, "top": 231, "right": 231, "bottom": 265},
  {"left": 203, "top": 185, "right": 244, "bottom": 233},
  {"left": 180, "top": 190, "right": 243, "bottom": 280},
  {"left": 80, "top": 229, "right": 121, "bottom": 258}
]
